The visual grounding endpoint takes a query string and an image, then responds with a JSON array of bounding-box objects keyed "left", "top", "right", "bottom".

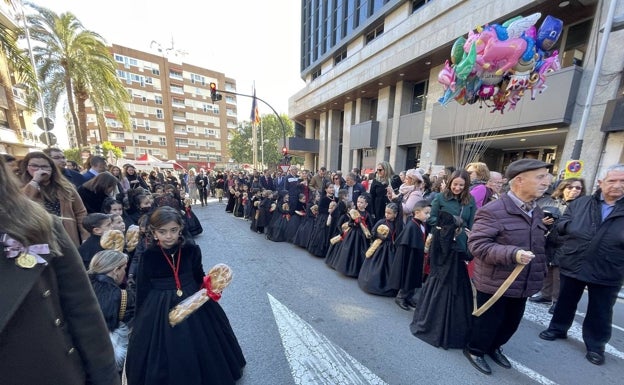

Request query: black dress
[
  {"left": 292, "top": 206, "right": 316, "bottom": 248},
  {"left": 307, "top": 195, "right": 335, "bottom": 258},
  {"left": 332, "top": 210, "right": 372, "bottom": 278},
  {"left": 284, "top": 200, "right": 306, "bottom": 243},
  {"left": 358, "top": 219, "right": 398, "bottom": 296},
  {"left": 255, "top": 198, "right": 273, "bottom": 234},
  {"left": 225, "top": 187, "right": 236, "bottom": 213},
  {"left": 126, "top": 242, "right": 245, "bottom": 385},
  {"left": 409, "top": 211, "right": 473, "bottom": 349},
  {"left": 324, "top": 213, "right": 350, "bottom": 269},
  {"left": 267, "top": 202, "right": 290, "bottom": 242},
  {"left": 388, "top": 216, "right": 428, "bottom": 294}
]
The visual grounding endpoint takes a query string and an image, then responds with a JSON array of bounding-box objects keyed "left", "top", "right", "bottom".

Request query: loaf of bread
[{"left": 100, "top": 230, "right": 125, "bottom": 252}]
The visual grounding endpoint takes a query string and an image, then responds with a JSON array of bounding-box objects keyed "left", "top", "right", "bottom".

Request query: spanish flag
[{"left": 250, "top": 87, "right": 260, "bottom": 125}]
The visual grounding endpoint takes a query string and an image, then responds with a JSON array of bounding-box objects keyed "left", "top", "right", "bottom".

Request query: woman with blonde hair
[
  {"left": 369, "top": 161, "right": 402, "bottom": 222},
  {"left": 88, "top": 250, "right": 135, "bottom": 371},
  {"left": 1, "top": 156, "right": 120, "bottom": 385},
  {"left": 466, "top": 162, "right": 491, "bottom": 208},
  {"left": 20, "top": 151, "right": 89, "bottom": 247},
  {"left": 187, "top": 168, "right": 199, "bottom": 204}
]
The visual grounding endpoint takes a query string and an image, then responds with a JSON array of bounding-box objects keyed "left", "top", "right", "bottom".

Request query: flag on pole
[{"left": 250, "top": 86, "right": 261, "bottom": 125}]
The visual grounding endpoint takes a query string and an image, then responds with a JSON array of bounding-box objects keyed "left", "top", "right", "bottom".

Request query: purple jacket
[{"left": 468, "top": 193, "right": 548, "bottom": 298}]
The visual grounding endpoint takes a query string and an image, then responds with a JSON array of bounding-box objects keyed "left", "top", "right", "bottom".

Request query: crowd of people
[
  {"left": 0, "top": 151, "right": 245, "bottom": 384},
  {"left": 2, "top": 148, "right": 623, "bottom": 382},
  {"left": 220, "top": 160, "right": 624, "bottom": 374}
]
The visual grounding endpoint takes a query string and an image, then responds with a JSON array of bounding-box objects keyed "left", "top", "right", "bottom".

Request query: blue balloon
[
  {"left": 521, "top": 35, "right": 536, "bottom": 62},
  {"left": 537, "top": 15, "right": 563, "bottom": 51}
]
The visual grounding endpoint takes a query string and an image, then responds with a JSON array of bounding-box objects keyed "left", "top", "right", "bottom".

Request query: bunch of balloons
[{"left": 438, "top": 13, "right": 563, "bottom": 114}]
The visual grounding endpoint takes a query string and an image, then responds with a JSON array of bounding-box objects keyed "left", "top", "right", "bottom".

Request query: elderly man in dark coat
[
  {"left": 539, "top": 164, "right": 624, "bottom": 366},
  {"left": 464, "top": 159, "right": 551, "bottom": 375}
]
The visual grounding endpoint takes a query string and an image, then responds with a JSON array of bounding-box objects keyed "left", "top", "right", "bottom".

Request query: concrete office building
[{"left": 289, "top": 0, "right": 624, "bottom": 184}]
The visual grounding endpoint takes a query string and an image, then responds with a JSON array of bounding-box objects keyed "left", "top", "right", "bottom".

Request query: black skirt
[{"left": 126, "top": 273, "right": 245, "bottom": 384}]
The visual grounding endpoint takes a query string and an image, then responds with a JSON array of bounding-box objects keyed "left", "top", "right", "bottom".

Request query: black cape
[
  {"left": 409, "top": 211, "right": 473, "bottom": 349},
  {"left": 357, "top": 219, "right": 398, "bottom": 296}
]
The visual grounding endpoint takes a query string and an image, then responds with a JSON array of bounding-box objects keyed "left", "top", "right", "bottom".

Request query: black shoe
[
  {"left": 539, "top": 329, "right": 567, "bottom": 341},
  {"left": 394, "top": 297, "right": 410, "bottom": 311},
  {"left": 488, "top": 348, "right": 511, "bottom": 369},
  {"left": 463, "top": 349, "right": 491, "bottom": 375},
  {"left": 406, "top": 298, "right": 418, "bottom": 310},
  {"left": 529, "top": 295, "right": 552, "bottom": 303},
  {"left": 548, "top": 302, "right": 557, "bottom": 314},
  {"left": 585, "top": 351, "right": 605, "bottom": 365}
]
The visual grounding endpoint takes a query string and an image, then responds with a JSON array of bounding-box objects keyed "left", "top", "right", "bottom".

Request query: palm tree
[
  {"left": 0, "top": 1, "right": 38, "bottom": 141},
  {"left": 25, "top": 3, "right": 130, "bottom": 148}
]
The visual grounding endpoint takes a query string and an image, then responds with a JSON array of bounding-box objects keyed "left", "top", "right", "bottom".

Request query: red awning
[
  {"left": 135, "top": 153, "right": 162, "bottom": 163},
  {"left": 166, "top": 160, "right": 184, "bottom": 170}
]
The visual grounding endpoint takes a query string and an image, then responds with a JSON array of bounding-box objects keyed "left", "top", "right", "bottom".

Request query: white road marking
[
  {"left": 268, "top": 293, "right": 388, "bottom": 385},
  {"left": 508, "top": 358, "right": 560, "bottom": 385},
  {"left": 524, "top": 302, "right": 624, "bottom": 360}
]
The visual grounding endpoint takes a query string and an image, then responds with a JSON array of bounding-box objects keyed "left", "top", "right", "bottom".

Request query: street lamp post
[
  {"left": 570, "top": 0, "right": 621, "bottom": 160},
  {"left": 211, "top": 87, "right": 290, "bottom": 165}
]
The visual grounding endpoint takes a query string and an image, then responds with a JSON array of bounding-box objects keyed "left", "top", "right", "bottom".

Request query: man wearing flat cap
[{"left": 463, "top": 159, "right": 550, "bottom": 375}]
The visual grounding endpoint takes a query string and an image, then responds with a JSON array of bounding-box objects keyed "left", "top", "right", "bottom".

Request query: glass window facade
[{"left": 301, "top": 0, "right": 394, "bottom": 73}]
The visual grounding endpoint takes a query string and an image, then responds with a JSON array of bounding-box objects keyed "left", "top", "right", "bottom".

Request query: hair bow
[{"left": 2, "top": 234, "right": 49, "bottom": 267}]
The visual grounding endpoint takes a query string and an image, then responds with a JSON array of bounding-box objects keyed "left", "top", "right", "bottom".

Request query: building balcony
[
  {"left": 387, "top": 111, "right": 426, "bottom": 145},
  {"left": 282, "top": 136, "right": 319, "bottom": 154},
  {"left": 350, "top": 120, "right": 379, "bottom": 150},
  {"left": 430, "top": 65, "right": 583, "bottom": 139},
  {"left": 601, "top": 98, "right": 624, "bottom": 133}
]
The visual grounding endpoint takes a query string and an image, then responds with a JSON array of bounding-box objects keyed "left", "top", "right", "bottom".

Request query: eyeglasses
[
  {"left": 28, "top": 164, "right": 52, "bottom": 171},
  {"left": 565, "top": 185, "right": 582, "bottom": 191},
  {"left": 376, "top": 169, "right": 383, "bottom": 172}
]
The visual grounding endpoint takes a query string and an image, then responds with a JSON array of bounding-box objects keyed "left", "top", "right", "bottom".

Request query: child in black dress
[
  {"left": 267, "top": 192, "right": 290, "bottom": 242},
  {"left": 255, "top": 190, "right": 273, "bottom": 234},
  {"left": 389, "top": 200, "right": 431, "bottom": 310},
  {"left": 307, "top": 183, "right": 336, "bottom": 258},
  {"left": 293, "top": 203, "right": 318, "bottom": 248},
  {"left": 285, "top": 193, "right": 306, "bottom": 243},
  {"left": 331, "top": 195, "right": 372, "bottom": 277},
  {"left": 126, "top": 206, "right": 245, "bottom": 385},
  {"left": 358, "top": 202, "right": 399, "bottom": 296}
]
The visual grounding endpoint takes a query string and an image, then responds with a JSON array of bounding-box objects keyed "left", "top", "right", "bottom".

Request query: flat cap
[{"left": 505, "top": 159, "right": 551, "bottom": 180}]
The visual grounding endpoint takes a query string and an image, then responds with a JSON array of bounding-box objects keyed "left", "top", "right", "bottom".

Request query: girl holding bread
[{"left": 125, "top": 206, "right": 245, "bottom": 385}]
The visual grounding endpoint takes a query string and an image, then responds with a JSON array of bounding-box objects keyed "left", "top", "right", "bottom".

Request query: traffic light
[
  {"left": 209, "top": 82, "right": 222, "bottom": 102},
  {"left": 282, "top": 146, "right": 288, "bottom": 156}
]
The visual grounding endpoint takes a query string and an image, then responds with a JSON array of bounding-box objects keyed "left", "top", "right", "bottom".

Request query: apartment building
[
  {"left": 83, "top": 44, "right": 238, "bottom": 171},
  {"left": 0, "top": 3, "right": 39, "bottom": 157},
  {"left": 289, "top": 0, "right": 624, "bottom": 184}
]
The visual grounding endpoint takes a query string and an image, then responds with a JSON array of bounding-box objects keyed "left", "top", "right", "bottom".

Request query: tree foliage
[
  {"left": 102, "top": 141, "right": 123, "bottom": 159},
  {"left": 229, "top": 113, "right": 294, "bottom": 169},
  {"left": 63, "top": 147, "right": 82, "bottom": 164},
  {"left": 26, "top": 3, "right": 131, "bottom": 148}
]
